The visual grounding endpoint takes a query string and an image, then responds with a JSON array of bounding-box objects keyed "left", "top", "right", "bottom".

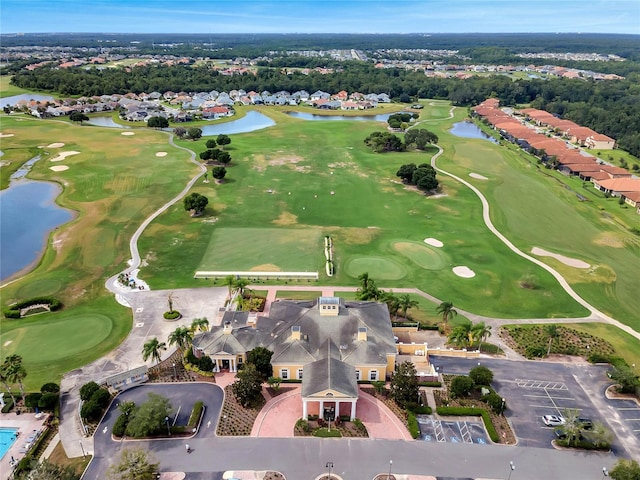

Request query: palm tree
[
  {"left": 436, "top": 301, "right": 457, "bottom": 328},
  {"left": 381, "top": 291, "right": 400, "bottom": 320},
  {"left": 448, "top": 323, "right": 472, "bottom": 348},
  {"left": 234, "top": 278, "right": 250, "bottom": 298},
  {"left": 142, "top": 338, "right": 167, "bottom": 365},
  {"left": 398, "top": 294, "right": 419, "bottom": 319},
  {"left": 223, "top": 275, "right": 236, "bottom": 300},
  {"left": 168, "top": 327, "right": 193, "bottom": 351},
  {"left": 0, "top": 361, "right": 17, "bottom": 406},
  {"left": 190, "top": 317, "right": 209, "bottom": 333},
  {"left": 471, "top": 322, "right": 492, "bottom": 351},
  {"left": 358, "top": 272, "right": 370, "bottom": 291},
  {"left": 4, "top": 355, "right": 26, "bottom": 400},
  {"left": 545, "top": 324, "right": 559, "bottom": 357}
]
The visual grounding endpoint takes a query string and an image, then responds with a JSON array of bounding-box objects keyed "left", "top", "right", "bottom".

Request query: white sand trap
[
  {"left": 50, "top": 151, "right": 80, "bottom": 162},
  {"left": 469, "top": 173, "right": 488, "bottom": 180},
  {"left": 155, "top": 152, "right": 168, "bottom": 157},
  {"left": 424, "top": 238, "right": 444, "bottom": 247},
  {"left": 50, "top": 165, "right": 69, "bottom": 172},
  {"left": 453, "top": 266, "right": 476, "bottom": 278},
  {"left": 121, "top": 131, "right": 135, "bottom": 136},
  {"left": 46, "top": 142, "right": 65, "bottom": 148},
  {"left": 531, "top": 247, "right": 590, "bottom": 269},
  {"left": 0, "top": 133, "right": 15, "bottom": 138}
]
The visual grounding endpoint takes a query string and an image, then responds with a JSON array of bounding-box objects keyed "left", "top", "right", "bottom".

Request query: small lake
[
  {"left": 0, "top": 93, "right": 57, "bottom": 108},
  {"left": 286, "top": 112, "right": 392, "bottom": 122},
  {"left": 200, "top": 111, "right": 275, "bottom": 136},
  {"left": 450, "top": 121, "right": 498, "bottom": 143},
  {"left": 0, "top": 156, "right": 74, "bottom": 281}
]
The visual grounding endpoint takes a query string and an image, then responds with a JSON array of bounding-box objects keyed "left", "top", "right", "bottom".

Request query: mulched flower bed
[
  {"left": 216, "top": 385, "right": 266, "bottom": 436},
  {"left": 294, "top": 417, "right": 368, "bottom": 437}
]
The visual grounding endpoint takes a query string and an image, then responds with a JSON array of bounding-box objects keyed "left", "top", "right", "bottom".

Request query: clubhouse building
[{"left": 192, "top": 297, "right": 398, "bottom": 420}]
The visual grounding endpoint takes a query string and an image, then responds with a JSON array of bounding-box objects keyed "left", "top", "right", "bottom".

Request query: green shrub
[
  {"left": 313, "top": 428, "right": 342, "bottom": 438},
  {"left": 163, "top": 310, "right": 181, "bottom": 320},
  {"left": 469, "top": 366, "right": 494, "bottom": 386},
  {"left": 92, "top": 388, "right": 111, "bottom": 408},
  {"left": 525, "top": 345, "right": 547, "bottom": 358},
  {"left": 25, "top": 393, "right": 43, "bottom": 408},
  {"left": 112, "top": 413, "right": 129, "bottom": 438},
  {"left": 410, "top": 405, "right": 432, "bottom": 415},
  {"left": 436, "top": 406, "right": 499, "bottom": 442},
  {"left": 40, "top": 383, "right": 60, "bottom": 393},
  {"left": 198, "top": 356, "right": 214, "bottom": 371},
  {"left": 38, "top": 393, "right": 59, "bottom": 411},
  {"left": 407, "top": 411, "right": 420, "bottom": 439},
  {"left": 418, "top": 381, "right": 442, "bottom": 387},
  {"left": 3, "top": 297, "right": 63, "bottom": 319},
  {"left": 80, "top": 400, "right": 102, "bottom": 421},
  {"left": 79, "top": 381, "right": 100, "bottom": 401},
  {"left": 296, "top": 419, "right": 310, "bottom": 433},
  {"left": 556, "top": 438, "right": 610, "bottom": 450},
  {"left": 450, "top": 375, "right": 475, "bottom": 397},
  {"left": 188, "top": 401, "right": 204, "bottom": 427},
  {"left": 1, "top": 397, "right": 14, "bottom": 413}
]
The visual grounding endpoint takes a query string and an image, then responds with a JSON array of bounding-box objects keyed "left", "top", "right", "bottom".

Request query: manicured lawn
[
  {"left": 0, "top": 76, "right": 31, "bottom": 98},
  {"left": 568, "top": 323, "right": 640, "bottom": 373},
  {"left": 139, "top": 106, "right": 589, "bottom": 319},
  {"left": 0, "top": 296, "right": 131, "bottom": 390},
  {"left": 275, "top": 290, "right": 323, "bottom": 300},
  {"left": 438, "top": 116, "right": 640, "bottom": 331}
]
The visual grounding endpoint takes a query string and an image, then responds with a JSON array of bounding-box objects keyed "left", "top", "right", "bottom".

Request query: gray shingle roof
[{"left": 302, "top": 354, "right": 358, "bottom": 398}]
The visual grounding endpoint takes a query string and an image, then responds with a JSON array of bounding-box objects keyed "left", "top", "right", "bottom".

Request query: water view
[
  {"left": 450, "top": 121, "right": 498, "bottom": 143},
  {"left": 286, "top": 111, "right": 391, "bottom": 122},
  {"left": 0, "top": 93, "right": 57, "bottom": 108},
  {"left": 85, "top": 116, "right": 128, "bottom": 128},
  {"left": 200, "top": 111, "right": 275, "bottom": 136}
]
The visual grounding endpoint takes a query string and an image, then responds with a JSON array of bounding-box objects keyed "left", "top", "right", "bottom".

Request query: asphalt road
[
  {"left": 82, "top": 383, "right": 620, "bottom": 480},
  {"left": 430, "top": 356, "right": 640, "bottom": 458}
]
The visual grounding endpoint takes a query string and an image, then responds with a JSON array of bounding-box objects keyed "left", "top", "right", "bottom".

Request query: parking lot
[
  {"left": 607, "top": 398, "right": 640, "bottom": 441},
  {"left": 417, "top": 417, "right": 489, "bottom": 444}
]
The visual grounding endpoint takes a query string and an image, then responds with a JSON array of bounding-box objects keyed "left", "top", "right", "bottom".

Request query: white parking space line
[
  {"left": 523, "top": 394, "right": 574, "bottom": 400},
  {"left": 515, "top": 379, "right": 568, "bottom": 390},
  {"left": 528, "top": 404, "right": 582, "bottom": 410}
]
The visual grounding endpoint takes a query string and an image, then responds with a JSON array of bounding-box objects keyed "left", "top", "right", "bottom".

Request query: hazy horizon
[{"left": 2, "top": 0, "right": 639, "bottom": 36}]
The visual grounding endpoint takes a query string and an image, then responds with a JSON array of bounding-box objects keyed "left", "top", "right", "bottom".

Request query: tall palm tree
[
  {"left": 358, "top": 272, "right": 370, "bottom": 291},
  {"left": 471, "top": 322, "right": 492, "bottom": 351},
  {"left": 0, "top": 361, "right": 17, "bottom": 406},
  {"left": 4, "top": 355, "right": 26, "bottom": 399},
  {"left": 436, "top": 301, "right": 457, "bottom": 327},
  {"left": 168, "top": 327, "right": 193, "bottom": 351},
  {"left": 190, "top": 317, "right": 209, "bottom": 333},
  {"left": 223, "top": 275, "right": 236, "bottom": 300},
  {"left": 234, "top": 278, "right": 250, "bottom": 298},
  {"left": 142, "top": 338, "right": 167, "bottom": 365},
  {"left": 545, "top": 324, "right": 559, "bottom": 357},
  {"left": 398, "top": 294, "right": 419, "bottom": 319},
  {"left": 381, "top": 291, "right": 400, "bottom": 320}
]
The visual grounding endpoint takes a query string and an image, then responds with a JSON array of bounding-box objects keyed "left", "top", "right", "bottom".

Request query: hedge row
[
  {"left": 1, "top": 396, "right": 16, "bottom": 413},
  {"left": 407, "top": 411, "right": 420, "bottom": 439},
  {"left": 3, "top": 296, "right": 62, "bottom": 318},
  {"left": 436, "top": 406, "right": 499, "bottom": 442},
  {"left": 418, "top": 381, "right": 442, "bottom": 387},
  {"left": 188, "top": 401, "right": 204, "bottom": 428},
  {"left": 184, "top": 362, "right": 214, "bottom": 377}
]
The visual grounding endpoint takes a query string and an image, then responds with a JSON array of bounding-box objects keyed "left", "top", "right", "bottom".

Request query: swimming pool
[{"left": 0, "top": 427, "right": 19, "bottom": 460}]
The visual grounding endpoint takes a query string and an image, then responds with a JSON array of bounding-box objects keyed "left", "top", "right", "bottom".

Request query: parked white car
[{"left": 542, "top": 414, "right": 566, "bottom": 426}]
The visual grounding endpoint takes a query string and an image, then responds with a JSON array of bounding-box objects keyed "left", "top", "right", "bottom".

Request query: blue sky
[{"left": 2, "top": 0, "right": 639, "bottom": 34}]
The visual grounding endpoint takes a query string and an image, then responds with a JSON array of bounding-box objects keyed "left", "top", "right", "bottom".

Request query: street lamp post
[
  {"left": 165, "top": 416, "right": 171, "bottom": 436},
  {"left": 602, "top": 467, "right": 609, "bottom": 479},
  {"left": 501, "top": 398, "right": 506, "bottom": 415},
  {"left": 388, "top": 460, "right": 393, "bottom": 480},
  {"left": 325, "top": 462, "right": 334, "bottom": 480},
  {"left": 172, "top": 362, "right": 177, "bottom": 379},
  {"left": 507, "top": 461, "right": 515, "bottom": 480}
]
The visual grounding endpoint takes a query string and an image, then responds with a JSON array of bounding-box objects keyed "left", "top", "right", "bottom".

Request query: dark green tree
[
  {"left": 450, "top": 375, "right": 475, "bottom": 398},
  {"left": 246, "top": 347, "right": 273, "bottom": 378},
  {"left": 217, "top": 151, "right": 231, "bottom": 164},
  {"left": 187, "top": 127, "right": 202, "bottom": 140},
  {"left": 24, "top": 459, "right": 80, "bottom": 480},
  {"left": 390, "top": 361, "right": 419, "bottom": 409},
  {"left": 205, "top": 138, "right": 217, "bottom": 149},
  {"left": 232, "top": 363, "right": 264, "bottom": 407},
  {"left": 396, "top": 163, "right": 417, "bottom": 183},
  {"left": 436, "top": 301, "right": 457, "bottom": 328},
  {"left": 40, "top": 382, "right": 60, "bottom": 393},
  {"left": 216, "top": 134, "right": 231, "bottom": 149},
  {"left": 69, "top": 111, "right": 89, "bottom": 123},
  {"left": 405, "top": 128, "right": 438, "bottom": 149},
  {"left": 609, "top": 365, "right": 640, "bottom": 394},
  {"left": 183, "top": 192, "right": 209, "bottom": 215},
  {"left": 469, "top": 365, "right": 494, "bottom": 386},
  {"left": 147, "top": 116, "right": 168, "bottom": 128},
  {"left": 212, "top": 166, "right": 227, "bottom": 181},
  {"left": 125, "top": 393, "right": 172, "bottom": 438},
  {"left": 173, "top": 127, "right": 186, "bottom": 139},
  {"left": 79, "top": 381, "right": 101, "bottom": 401}
]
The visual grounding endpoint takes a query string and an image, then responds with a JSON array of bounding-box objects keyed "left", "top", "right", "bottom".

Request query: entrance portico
[{"left": 302, "top": 393, "right": 357, "bottom": 421}]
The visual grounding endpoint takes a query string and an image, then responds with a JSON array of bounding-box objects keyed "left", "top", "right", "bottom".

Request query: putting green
[
  {"left": 1, "top": 313, "right": 113, "bottom": 364},
  {"left": 345, "top": 256, "right": 407, "bottom": 280},
  {"left": 392, "top": 241, "right": 448, "bottom": 270}
]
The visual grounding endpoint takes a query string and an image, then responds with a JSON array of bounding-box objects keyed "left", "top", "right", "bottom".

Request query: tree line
[{"left": 11, "top": 64, "right": 640, "bottom": 157}]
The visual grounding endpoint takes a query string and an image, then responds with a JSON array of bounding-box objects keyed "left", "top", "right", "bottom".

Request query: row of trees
[
  {"left": 141, "top": 317, "right": 210, "bottom": 365},
  {"left": 447, "top": 321, "right": 493, "bottom": 351}
]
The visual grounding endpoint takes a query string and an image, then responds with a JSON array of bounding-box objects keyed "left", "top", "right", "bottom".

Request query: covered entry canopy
[{"left": 301, "top": 355, "right": 358, "bottom": 421}]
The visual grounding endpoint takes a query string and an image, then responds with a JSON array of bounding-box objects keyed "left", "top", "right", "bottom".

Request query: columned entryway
[
  {"left": 212, "top": 356, "right": 237, "bottom": 372},
  {"left": 302, "top": 397, "right": 357, "bottom": 421}
]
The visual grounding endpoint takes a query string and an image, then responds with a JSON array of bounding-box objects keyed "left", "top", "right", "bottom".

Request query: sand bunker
[
  {"left": 424, "top": 238, "right": 444, "bottom": 248},
  {"left": 453, "top": 266, "right": 476, "bottom": 278},
  {"left": 0, "top": 133, "right": 15, "bottom": 138},
  {"left": 50, "top": 151, "right": 80, "bottom": 162},
  {"left": 469, "top": 173, "right": 488, "bottom": 180},
  {"left": 155, "top": 152, "right": 168, "bottom": 157},
  {"left": 531, "top": 247, "right": 590, "bottom": 269},
  {"left": 121, "top": 131, "right": 135, "bottom": 136},
  {"left": 50, "top": 165, "right": 69, "bottom": 172},
  {"left": 46, "top": 142, "right": 65, "bottom": 148}
]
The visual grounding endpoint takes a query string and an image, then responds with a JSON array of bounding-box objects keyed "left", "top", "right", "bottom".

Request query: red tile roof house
[
  {"left": 622, "top": 191, "right": 640, "bottom": 212},
  {"left": 593, "top": 178, "right": 640, "bottom": 198}
]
